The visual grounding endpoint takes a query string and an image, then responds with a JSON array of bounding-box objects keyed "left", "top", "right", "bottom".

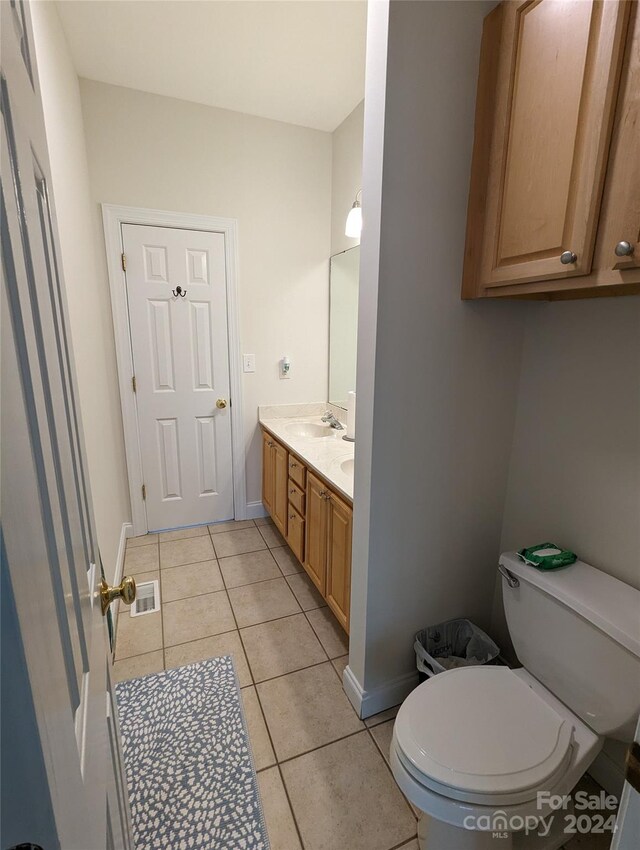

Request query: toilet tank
[{"left": 499, "top": 552, "right": 640, "bottom": 741}]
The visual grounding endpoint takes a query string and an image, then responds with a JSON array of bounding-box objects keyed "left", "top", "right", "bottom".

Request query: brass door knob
[
  {"left": 100, "top": 575, "right": 136, "bottom": 616},
  {"left": 216, "top": 398, "right": 228, "bottom": 409}
]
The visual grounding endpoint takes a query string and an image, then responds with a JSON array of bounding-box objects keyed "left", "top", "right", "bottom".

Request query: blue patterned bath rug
[{"left": 115, "top": 655, "right": 270, "bottom": 850}]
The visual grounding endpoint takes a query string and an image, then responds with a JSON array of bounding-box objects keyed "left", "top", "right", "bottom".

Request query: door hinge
[
  {"left": 121, "top": 252, "right": 127, "bottom": 272},
  {"left": 132, "top": 375, "right": 137, "bottom": 393},
  {"left": 141, "top": 484, "right": 146, "bottom": 501}
]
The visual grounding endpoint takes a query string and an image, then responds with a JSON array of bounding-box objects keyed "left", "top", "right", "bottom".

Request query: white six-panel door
[
  {"left": 123, "top": 224, "right": 234, "bottom": 531},
  {"left": 1, "top": 2, "right": 131, "bottom": 847}
]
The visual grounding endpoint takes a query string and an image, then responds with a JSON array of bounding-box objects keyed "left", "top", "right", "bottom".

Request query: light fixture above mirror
[{"left": 345, "top": 189, "right": 362, "bottom": 238}]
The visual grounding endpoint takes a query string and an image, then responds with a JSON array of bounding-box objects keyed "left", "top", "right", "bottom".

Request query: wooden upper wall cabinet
[{"left": 462, "top": 0, "right": 640, "bottom": 299}]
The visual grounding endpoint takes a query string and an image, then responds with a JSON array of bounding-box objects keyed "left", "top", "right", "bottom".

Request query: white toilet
[{"left": 391, "top": 552, "right": 640, "bottom": 850}]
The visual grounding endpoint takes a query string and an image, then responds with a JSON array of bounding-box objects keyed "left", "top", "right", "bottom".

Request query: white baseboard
[
  {"left": 588, "top": 748, "right": 626, "bottom": 799},
  {"left": 245, "top": 500, "right": 268, "bottom": 520},
  {"left": 343, "top": 665, "right": 419, "bottom": 719}
]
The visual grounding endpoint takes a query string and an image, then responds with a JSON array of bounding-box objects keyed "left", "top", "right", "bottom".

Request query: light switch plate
[{"left": 243, "top": 354, "right": 256, "bottom": 373}]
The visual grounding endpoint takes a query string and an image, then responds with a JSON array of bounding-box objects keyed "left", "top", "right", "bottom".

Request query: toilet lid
[{"left": 395, "top": 666, "right": 574, "bottom": 799}]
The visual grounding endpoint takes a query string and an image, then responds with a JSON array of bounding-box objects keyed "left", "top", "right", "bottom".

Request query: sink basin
[
  {"left": 340, "top": 458, "right": 354, "bottom": 476},
  {"left": 285, "top": 422, "right": 332, "bottom": 439}
]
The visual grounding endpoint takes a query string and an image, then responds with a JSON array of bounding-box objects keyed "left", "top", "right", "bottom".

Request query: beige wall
[
  {"left": 79, "top": 79, "right": 333, "bottom": 513},
  {"left": 331, "top": 101, "right": 365, "bottom": 256},
  {"left": 348, "top": 0, "right": 527, "bottom": 712},
  {"left": 492, "top": 296, "right": 640, "bottom": 793},
  {"left": 492, "top": 296, "right": 640, "bottom": 654},
  {"left": 32, "top": 2, "right": 130, "bottom": 580}
]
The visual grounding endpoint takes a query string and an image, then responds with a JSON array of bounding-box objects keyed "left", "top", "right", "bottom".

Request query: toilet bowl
[
  {"left": 390, "top": 553, "right": 640, "bottom": 849},
  {"left": 391, "top": 666, "right": 601, "bottom": 849}
]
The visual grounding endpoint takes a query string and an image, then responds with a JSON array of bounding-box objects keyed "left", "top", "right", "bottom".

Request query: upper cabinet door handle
[
  {"left": 560, "top": 251, "right": 577, "bottom": 265},
  {"left": 615, "top": 241, "right": 634, "bottom": 257}
]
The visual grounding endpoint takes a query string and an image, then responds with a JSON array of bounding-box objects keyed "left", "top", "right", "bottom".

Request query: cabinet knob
[
  {"left": 560, "top": 250, "right": 577, "bottom": 265},
  {"left": 289, "top": 514, "right": 295, "bottom": 520},
  {"left": 615, "top": 241, "right": 634, "bottom": 257},
  {"left": 290, "top": 461, "right": 298, "bottom": 468}
]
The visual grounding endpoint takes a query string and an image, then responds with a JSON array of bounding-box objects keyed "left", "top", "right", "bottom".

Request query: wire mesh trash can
[{"left": 414, "top": 618, "right": 499, "bottom": 681}]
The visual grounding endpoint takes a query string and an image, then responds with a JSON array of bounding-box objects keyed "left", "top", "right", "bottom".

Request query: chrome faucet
[{"left": 321, "top": 411, "right": 344, "bottom": 430}]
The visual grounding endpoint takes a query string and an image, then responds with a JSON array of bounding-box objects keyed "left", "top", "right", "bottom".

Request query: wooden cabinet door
[
  {"left": 286, "top": 508, "right": 305, "bottom": 564},
  {"left": 304, "top": 473, "right": 328, "bottom": 594},
  {"left": 262, "top": 431, "right": 274, "bottom": 515},
  {"left": 469, "top": 0, "right": 630, "bottom": 294},
  {"left": 272, "top": 440, "right": 288, "bottom": 536},
  {"left": 589, "top": 1, "right": 640, "bottom": 284},
  {"left": 326, "top": 493, "right": 352, "bottom": 634}
]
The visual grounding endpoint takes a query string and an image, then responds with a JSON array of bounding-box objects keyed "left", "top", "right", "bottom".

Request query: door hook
[{"left": 172, "top": 285, "right": 187, "bottom": 297}]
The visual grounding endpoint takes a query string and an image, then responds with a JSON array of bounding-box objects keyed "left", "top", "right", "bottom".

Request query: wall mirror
[{"left": 329, "top": 246, "right": 360, "bottom": 409}]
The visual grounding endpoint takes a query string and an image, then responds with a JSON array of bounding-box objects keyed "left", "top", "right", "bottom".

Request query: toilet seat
[{"left": 394, "top": 666, "right": 575, "bottom": 806}]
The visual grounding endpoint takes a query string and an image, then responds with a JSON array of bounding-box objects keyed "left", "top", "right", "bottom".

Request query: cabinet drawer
[
  {"left": 288, "top": 454, "right": 306, "bottom": 489},
  {"left": 288, "top": 478, "right": 305, "bottom": 516},
  {"left": 286, "top": 507, "right": 305, "bottom": 564}
]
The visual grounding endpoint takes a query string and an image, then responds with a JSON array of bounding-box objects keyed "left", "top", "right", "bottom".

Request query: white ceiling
[{"left": 56, "top": 0, "right": 367, "bottom": 132}]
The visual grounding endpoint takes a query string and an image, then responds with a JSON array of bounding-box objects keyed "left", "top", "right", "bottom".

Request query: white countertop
[{"left": 259, "top": 408, "right": 354, "bottom": 502}]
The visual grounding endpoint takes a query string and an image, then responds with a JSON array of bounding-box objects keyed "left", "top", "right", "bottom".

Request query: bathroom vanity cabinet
[
  {"left": 462, "top": 0, "right": 640, "bottom": 300},
  {"left": 261, "top": 428, "right": 352, "bottom": 634}
]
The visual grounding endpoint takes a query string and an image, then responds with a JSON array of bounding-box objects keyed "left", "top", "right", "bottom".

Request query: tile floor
[
  {"left": 114, "top": 518, "right": 613, "bottom": 850},
  {"left": 114, "top": 518, "right": 417, "bottom": 850}
]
